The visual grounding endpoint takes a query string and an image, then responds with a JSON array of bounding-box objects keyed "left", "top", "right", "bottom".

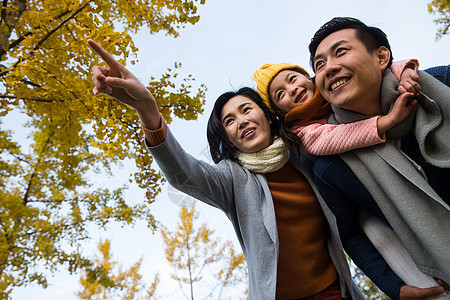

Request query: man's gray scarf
[{"left": 328, "top": 69, "right": 450, "bottom": 283}]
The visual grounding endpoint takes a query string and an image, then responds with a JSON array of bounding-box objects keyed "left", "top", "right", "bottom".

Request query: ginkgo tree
[
  {"left": 428, "top": 0, "right": 450, "bottom": 39},
  {"left": 77, "top": 239, "right": 159, "bottom": 300},
  {"left": 161, "top": 203, "right": 248, "bottom": 300},
  {"left": 0, "top": 0, "right": 206, "bottom": 298}
]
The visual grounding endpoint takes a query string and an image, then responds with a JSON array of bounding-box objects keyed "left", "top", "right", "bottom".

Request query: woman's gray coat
[{"left": 148, "top": 129, "right": 365, "bottom": 300}]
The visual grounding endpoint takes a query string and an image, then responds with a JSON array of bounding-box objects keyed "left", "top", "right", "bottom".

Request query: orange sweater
[{"left": 265, "top": 163, "right": 337, "bottom": 299}]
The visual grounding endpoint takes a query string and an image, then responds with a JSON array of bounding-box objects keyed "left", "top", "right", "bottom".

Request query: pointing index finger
[{"left": 87, "top": 39, "right": 119, "bottom": 68}]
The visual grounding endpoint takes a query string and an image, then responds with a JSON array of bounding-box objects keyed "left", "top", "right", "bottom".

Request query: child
[{"left": 252, "top": 61, "right": 418, "bottom": 156}]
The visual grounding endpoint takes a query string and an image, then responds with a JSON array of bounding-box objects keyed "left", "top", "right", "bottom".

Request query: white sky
[{"left": 11, "top": 0, "right": 450, "bottom": 299}]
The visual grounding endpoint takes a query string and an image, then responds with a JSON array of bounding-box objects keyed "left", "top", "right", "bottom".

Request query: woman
[{"left": 89, "top": 39, "right": 361, "bottom": 300}]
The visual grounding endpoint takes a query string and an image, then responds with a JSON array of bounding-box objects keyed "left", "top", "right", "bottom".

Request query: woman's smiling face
[{"left": 221, "top": 95, "right": 272, "bottom": 153}]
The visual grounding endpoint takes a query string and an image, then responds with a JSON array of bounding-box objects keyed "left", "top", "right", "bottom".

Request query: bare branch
[{"left": 4, "top": 147, "right": 31, "bottom": 165}]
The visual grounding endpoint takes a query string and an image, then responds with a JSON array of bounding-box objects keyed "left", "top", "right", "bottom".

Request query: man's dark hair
[{"left": 308, "top": 17, "right": 393, "bottom": 70}]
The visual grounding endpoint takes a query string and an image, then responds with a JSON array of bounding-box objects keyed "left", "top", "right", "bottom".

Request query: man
[{"left": 308, "top": 17, "right": 450, "bottom": 299}]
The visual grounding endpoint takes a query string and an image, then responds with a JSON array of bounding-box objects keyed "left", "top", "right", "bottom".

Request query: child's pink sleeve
[
  {"left": 390, "top": 59, "right": 419, "bottom": 80},
  {"left": 292, "top": 117, "right": 386, "bottom": 156}
]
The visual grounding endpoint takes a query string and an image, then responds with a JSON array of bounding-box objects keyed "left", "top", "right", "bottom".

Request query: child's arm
[
  {"left": 377, "top": 92, "right": 416, "bottom": 136},
  {"left": 293, "top": 117, "right": 385, "bottom": 156},
  {"left": 293, "top": 61, "right": 419, "bottom": 157},
  {"left": 293, "top": 92, "right": 416, "bottom": 156}
]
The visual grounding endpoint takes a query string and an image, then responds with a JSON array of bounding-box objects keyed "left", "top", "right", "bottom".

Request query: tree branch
[
  {"left": 160, "top": 104, "right": 187, "bottom": 110},
  {"left": 117, "top": 117, "right": 141, "bottom": 141},
  {"left": 7, "top": 30, "right": 32, "bottom": 50},
  {"left": 442, "top": 23, "right": 450, "bottom": 36},
  {"left": 5, "top": 147, "right": 31, "bottom": 165},
  {"left": 27, "top": 197, "right": 97, "bottom": 204},
  {"left": 7, "top": 9, "right": 70, "bottom": 52},
  {"left": 0, "top": 94, "right": 65, "bottom": 103},
  {"left": 34, "top": 0, "right": 93, "bottom": 51},
  {"left": 22, "top": 128, "right": 55, "bottom": 205},
  {"left": 21, "top": 79, "right": 41, "bottom": 88},
  {"left": 1, "top": 0, "right": 9, "bottom": 25},
  {"left": 27, "top": 198, "right": 71, "bottom": 203},
  {"left": 0, "top": 0, "right": 92, "bottom": 77},
  {"left": 0, "top": 0, "right": 26, "bottom": 59}
]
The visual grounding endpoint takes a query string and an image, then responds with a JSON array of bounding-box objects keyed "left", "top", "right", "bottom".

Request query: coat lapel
[
  {"left": 371, "top": 143, "right": 446, "bottom": 206},
  {"left": 256, "top": 173, "right": 278, "bottom": 245}
]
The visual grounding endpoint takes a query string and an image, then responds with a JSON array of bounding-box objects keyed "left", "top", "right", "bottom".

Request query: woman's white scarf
[{"left": 236, "top": 137, "right": 289, "bottom": 174}]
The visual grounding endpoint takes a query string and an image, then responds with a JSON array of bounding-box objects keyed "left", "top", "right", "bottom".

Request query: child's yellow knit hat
[{"left": 253, "top": 63, "right": 310, "bottom": 112}]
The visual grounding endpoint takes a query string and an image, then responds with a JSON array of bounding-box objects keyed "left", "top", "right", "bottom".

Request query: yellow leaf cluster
[
  {"left": 346, "top": 255, "right": 389, "bottom": 299},
  {"left": 428, "top": 0, "right": 450, "bottom": 39},
  {"left": 77, "top": 239, "right": 159, "bottom": 299}
]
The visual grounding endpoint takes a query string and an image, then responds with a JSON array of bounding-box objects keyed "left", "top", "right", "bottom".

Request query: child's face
[{"left": 268, "top": 70, "right": 315, "bottom": 113}]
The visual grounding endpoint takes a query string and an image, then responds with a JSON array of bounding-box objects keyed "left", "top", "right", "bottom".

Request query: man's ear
[{"left": 377, "top": 46, "right": 391, "bottom": 71}]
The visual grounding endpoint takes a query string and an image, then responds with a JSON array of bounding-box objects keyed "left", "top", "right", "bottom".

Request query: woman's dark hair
[
  {"left": 308, "top": 17, "right": 393, "bottom": 70},
  {"left": 207, "top": 87, "right": 300, "bottom": 164}
]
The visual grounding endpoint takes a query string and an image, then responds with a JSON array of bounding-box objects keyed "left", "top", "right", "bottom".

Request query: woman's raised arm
[{"left": 88, "top": 39, "right": 161, "bottom": 130}]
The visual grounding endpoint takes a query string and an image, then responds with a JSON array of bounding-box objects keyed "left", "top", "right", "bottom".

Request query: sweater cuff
[
  {"left": 405, "top": 60, "right": 419, "bottom": 72},
  {"left": 374, "top": 116, "right": 387, "bottom": 141},
  {"left": 141, "top": 114, "right": 167, "bottom": 146},
  {"left": 390, "top": 59, "right": 419, "bottom": 79}
]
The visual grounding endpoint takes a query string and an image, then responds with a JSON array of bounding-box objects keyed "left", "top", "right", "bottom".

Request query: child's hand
[
  {"left": 377, "top": 92, "right": 417, "bottom": 136},
  {"left": 399, "top": 284, "right": 445, "bottom": 300},
  {"left": 389, "top": 92, "right": 417, "bottom": 123},
  {"left": 399, "top": 68, "right": 421, "bottom": 95}
]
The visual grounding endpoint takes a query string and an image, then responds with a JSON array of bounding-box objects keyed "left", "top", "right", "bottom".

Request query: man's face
[{"left": 313, "top": 28, "right": 388, "bottom": 115}]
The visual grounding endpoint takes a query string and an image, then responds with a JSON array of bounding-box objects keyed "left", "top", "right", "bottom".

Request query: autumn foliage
[
  {"left": 161, "top": 203, "right": 248, "bottom": 299},
  {"left": 428, "top": 0, "right": 450, "bottom": 39},
  {"left": 347, "top": 256, "right": 389, "bottom": 300},
  {"left": 0, "top": 0, "right": 206, "bottom": 297},
  {"left": 77, "top": 239, "right": 159, "bottom": 300}
]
